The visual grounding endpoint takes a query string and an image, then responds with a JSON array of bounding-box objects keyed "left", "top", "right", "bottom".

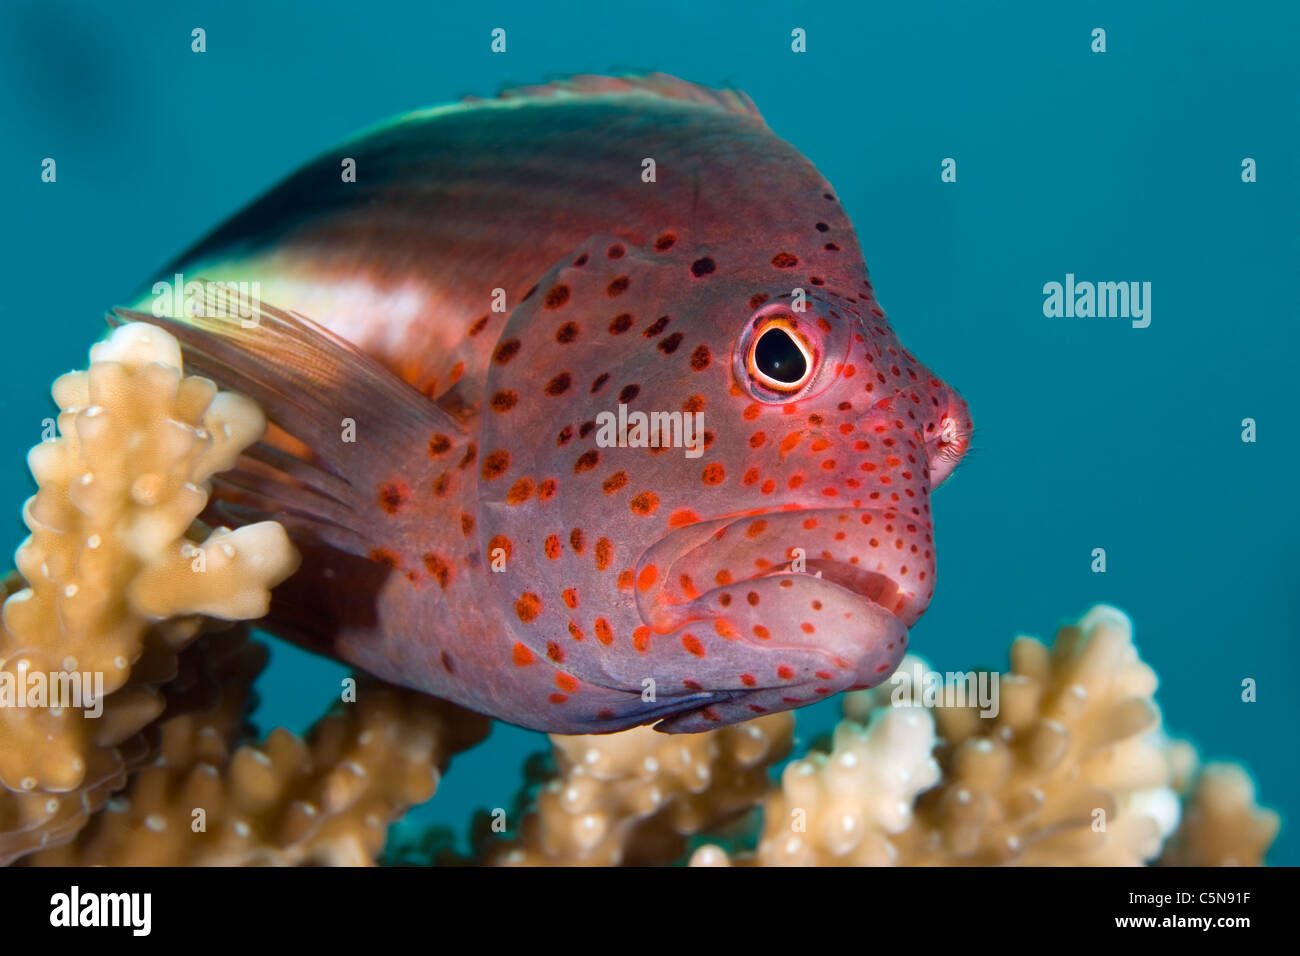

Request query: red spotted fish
[{"left": 120, "top": 75, "right": 972, "bottom": 734}]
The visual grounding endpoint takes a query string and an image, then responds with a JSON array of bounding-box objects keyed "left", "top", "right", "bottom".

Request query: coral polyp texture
[{"left": 0, "top": 324, "right": 1279, "bottom": 866}]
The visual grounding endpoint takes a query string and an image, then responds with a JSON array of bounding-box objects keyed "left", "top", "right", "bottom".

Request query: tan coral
[
  {"left": 1160, "top": 762, "right": 1280, "bottom": 866},
  {"left": 29, "top": 671, "right": 489, "bottom": 867},
  {"left": 486, "top": 713, "right": 793, "bottom": 866},
  {"left": 0, "top": 322, "right": 299, "bottom": 863}
]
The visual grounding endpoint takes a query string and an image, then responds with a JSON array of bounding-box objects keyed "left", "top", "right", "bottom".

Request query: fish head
[{"left": 478, "top": 229, "right": 970, "bottom": 730}]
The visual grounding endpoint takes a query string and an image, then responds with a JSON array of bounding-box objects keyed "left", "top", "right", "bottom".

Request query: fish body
[{"left": 128, "top": 75, "right": 971, "bottom": 733}]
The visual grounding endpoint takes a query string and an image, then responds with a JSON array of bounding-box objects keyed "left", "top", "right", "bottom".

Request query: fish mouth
[{"left": 634, "top": 507, "right": 933, "bottom": 636}]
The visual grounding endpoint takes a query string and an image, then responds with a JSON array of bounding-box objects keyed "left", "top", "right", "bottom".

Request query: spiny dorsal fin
[{"left": 470, "top": 72, "right": 766, "bottom": 125}]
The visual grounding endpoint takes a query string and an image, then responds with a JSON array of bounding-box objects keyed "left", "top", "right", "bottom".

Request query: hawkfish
[{"left": 121, "top": 74, "right": 972, "bottom": 734}]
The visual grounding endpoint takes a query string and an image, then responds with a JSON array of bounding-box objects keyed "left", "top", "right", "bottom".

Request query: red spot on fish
[
  {"left": 549, "top": 693, "right": 568, "bottom": 704},
  {"left": 745, "top": 520, "right": 767, "bottom": 538},
  {"left": 490, "top": 390, "right": 518, "bottom": 412},
  {"left": 543, "top": 284, "right": 570, "bottom": 309},
  {"left": 506, "top": 477, "right": 534, "bottom": 505},
  {"left": 461, "top": 513, "right": 475, "bottom": 536},
  {"left": 629, "top": 491, "right": 659, "bottom": 515},
  {"left": 488, "top": 535, "right": 512, "bottom": 561},
  {"left": 701, "top": 463, "right": 726, "bottom": 485},
  {"left": 494, "top": 339, "right": 520, "bottom": 364},
  {"left": 515, "top": 592, "right": 542, "bottom": 622},
  {"left": 657, "top": 332, "right": 684, "bottom": 354},
  {"left": 428, "top": 434, "right": 452, "bottom": 457},
  {"left": 569, "top": 528, "right": 586, "bottom": 554},
  {"left": 747, "top": 592, "right": 760, "bottom": 606},
  {"left": 637, "top": 564, "right": 658, "bottom": 592},
  {"left": 546, "top": 372, "right": 572, "bottom": 396},
  {"left": 617, "top": 568, "right": 634, "bottom": 590},
  {"left": 556, "top": 673, "right": 579, "bottom": 693},
  {"left": 538, "top": 478, "right": 557, "bottom": 500},
  {"left": 690, "top": 345, "right": 711, "bottom": 370},
  {"left": 771, "top": 252, "right": 799, "bottom": 268},
  {"left": 544, "top": 535, "right": 561, "bottom": 559},
  {"left": 562, "top": 588, "right": 579, "bottom": 608},
  {"left": 368, "top": 548, "right": 400, "bottom": 568},
  {"left": 654, "top": 232, "right": 676, "bottom": 250},
  {"left": 378, "top": 481, "right": 408, "bottom": 514},
  {"left": 682, "top": 634, "right": 705, "bottom": 657},
  {"left": 633, "top": 626, "right": 651, "bottom": 652},
  {"left": 512, "top": 643, "right": 534, "bottom": 666},
  {"left": 607, "top": 275, "right": 630, "bottom": 297},
  {"left": 602, "top": 471, "right": 628, "bottom": 495},
  {"left": 568, "top": 620, "right": 585, "bottom": 641},
  {"left": 481, "top": 450, "right": 510, "bottom": 480},
  {"left": 595, "top": 538, "right": 613, "bottom": 570},
  {"left": 777, "top": 666, "right": 795, "bottom": 680},
  {"left": 594, "top": 617, "right": 613, "bottom": 645},
  {"left": 574, "top": 450, "right": 599, "bottom": 472},
  {"left": 668, "top": 508, "right": 701, "bottom": 528},
  {"left": 754, "top": 625, "right": 770, "bottom": 639},
  {"left": 468, "top": 314, "right": 489, "bottom": 337},
  {"left": 547, "top": 641, "right": 565, "bottom": 663},
  {"left": 682, "top": 393, "right": 705, "bottom": 413},
  {"left": 740, "top": 674, "right": 757, "bottom": 687},
  {"left": 555, "top": 322, "right": 579, "bottom": 343},
  {"left": 423, "top": 553, "right": 453, "bottom": 589}
]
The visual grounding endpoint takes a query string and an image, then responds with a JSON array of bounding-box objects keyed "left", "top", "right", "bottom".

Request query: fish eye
[{"left": 747, "top": 319, "right": 813, "bottom": 393}]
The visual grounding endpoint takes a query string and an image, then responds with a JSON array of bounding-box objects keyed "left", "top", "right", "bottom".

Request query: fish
[{"left": 118, "top": 74, "right": 972, "bottom": 734}]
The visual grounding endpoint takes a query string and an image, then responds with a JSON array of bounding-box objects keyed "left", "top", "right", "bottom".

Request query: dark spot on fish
[
  {"left": 642, "top": 315, "right": 670, "bottom": 338},
  {"left": 691, "top": 257, "right": 716, "bottom": 277},
  {"left": 490, "top": 390, "right": 518, "bottom": 413},
  {"left": 824, "top": 243, "right": 840, "bottom": 251},
  {"left": 482, "top": 449, "right": 510, "bottom": 480},
  {"left": 468, "top": 314, "right": 489, "bottom": 337},
  {"left": 657, "top": 332, "right": 683, "bottom": 355},
  {"left": 458, "top": 442, "right": 477, "bottom": 470},
  {"left": 809, "top": 414, "right": 824, "bottom": 425},
  {"left": 619, "top": 384, "right": 640, "bottom": 403},
  {"left": 544, "top": 284, "right": 571, "bottom": 309},
  {"left": 433, "top": 471, "right": 454, "bottom": 498},
  {"left": 461, "top": 513, "right": 475, "bottom": 536},
  {"left": 655, "top": 232, "right": 677, "bottom": 250},
  {"left": 423, "top": 553, "right": 453, "bottom": 589},
  {"left": 570, "top": 528, "right": 586, "bottom": 554},
  {"left": 368, "top": 548, "right": 400, "bottom": 568},
  {"left": 823, "top": 193, "right": 836, "bottom": 201},
  {"left": 607, "top": 244, "right": 625, "bottom": 259},
  {"left": 809, "top": 276, "right": 825, "bottom": 286},
  {"left": 494, "top": 339, "right": 521, "bottom": 364},
  {"left": 591, "top": 372, "right": 611, "bottom": 393},
  {"left": 546, "top": 372, "right": 572, "bottom": 396},
  {"left": 429, "top": 433, "right": 452, "bottom": 457},
  {"left": 609, "top": 312, "right": 633, "bottom": 334},
  {"left": 573, "top": 253, "right": 589, "bottom": 267},
  {"left": 557, "top": 425, "right": 574, "bottom": 446},
  {"left": 749, "top": 293, "right": 769, "bottom": 309},
  {"left": 683, "top": 394, "right": 705, "bottom": 412},
  {"left": 556, "top": 321, "right": 579, "bottom": 343},
  {"left": 815, "top": 222, "right": 829, "bottom": 232},
  {"left": 772, "top": 252, "right": 799, "bottom": 268},
  {"left": 704, "top": 430, "right": 715, "bottom": 449},
  {"left": 690, "top": 345, "right": 711, "bottom": 370},
  {"left": 575, "top": 449, "right": 599, "bottom": 472},
  {"left": 607, "top": 275, "right": 630, "bottom": 297},
  {"left": 522, "top": 284, "right": 538, "bottom": 301},
  {"left": 441, "top": 651, "right": 455, "bottom": 674},
  {"left": 378, "top": 481, "right": 407, "bottom": 514},
  {"left": 579, "top": 420, "right": 597, "bottom": 438}
]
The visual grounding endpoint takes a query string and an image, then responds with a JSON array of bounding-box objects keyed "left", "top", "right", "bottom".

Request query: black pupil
[{"left": 754, "top": 328, "right": 807, "bottom": 384}]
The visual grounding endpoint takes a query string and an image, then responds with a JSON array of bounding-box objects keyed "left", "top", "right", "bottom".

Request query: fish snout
[{"left": 926, "top": 386, "right": 972, "bottom": 487}]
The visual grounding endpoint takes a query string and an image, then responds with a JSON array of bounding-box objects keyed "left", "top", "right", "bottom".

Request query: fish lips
[{"left": 634, "top": 507, "right": 929, "bottom": 687}]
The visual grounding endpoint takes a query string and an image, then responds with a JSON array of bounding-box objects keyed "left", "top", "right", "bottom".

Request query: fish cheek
[{"left": 476, "top": 234, "right": 709, "bottom": 689}]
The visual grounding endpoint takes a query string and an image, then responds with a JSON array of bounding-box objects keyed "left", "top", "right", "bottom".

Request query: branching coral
[{"left": 0, "top": 322, "right": 1280, "bottom": 867}]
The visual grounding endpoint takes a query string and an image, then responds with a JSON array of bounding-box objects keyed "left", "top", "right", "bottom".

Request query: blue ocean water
[{"left": 1, "top": 0, "right": 1295, "bottom": 863}]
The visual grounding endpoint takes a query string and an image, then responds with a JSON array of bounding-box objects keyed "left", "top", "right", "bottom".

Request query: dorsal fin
[{"left": 468, "top": 72, "right": 766, "bottom": 125}]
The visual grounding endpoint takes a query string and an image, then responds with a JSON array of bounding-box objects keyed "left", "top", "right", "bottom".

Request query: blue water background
[{"left": 1, "top": 0, "right": 1295, "bottom": 862}]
